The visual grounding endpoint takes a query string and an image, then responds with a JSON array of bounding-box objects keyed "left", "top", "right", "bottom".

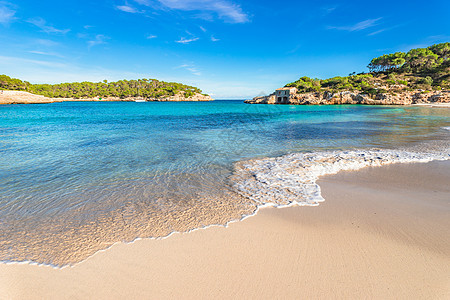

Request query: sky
[{"left": 0, "top": 0, "right": 449, "bottom": 99}]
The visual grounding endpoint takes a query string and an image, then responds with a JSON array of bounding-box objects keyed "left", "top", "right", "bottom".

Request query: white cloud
[
  {"left": 0, "top": 55, "right": 149, "bottom": 85},
  {"left": 0, "top": 55, "right": 68, "bottom": 69},
  {"left": 0, "top": 2, "right": 15, "bottom": 25},
  {"left": 321, "top": 5, "right": 338, "bottom": 15},
  {"left": 27, "top": 17, "right": 70, "bottom": 34},
  {"left": 134, "top": 0, "right": 151, "bottom": 5},
  {"left": 368, "top": 29, "right": 386, "bottom": 36},
  {"left": 135, "top": 0, "right": 249, "bottom": 23},
  {"left": 176, "top": 37, "right": 199, "bottom": 44},
  {"left": 367, "top": 23, "right": 404, "bottom": 37},
  {"left": 35, "top": 39, "right": 60, "bottom": 47},
  {"left": 199, "top": 25, "right": 206, "bottom": 32},
  {"left": 211, "top": 36, "right": 219, "bottom": 42},
  {"left": 176, "top": 63, "right": 201, "bottom": 76},
  {"left": 328, "top": 17, "right": 382, "bottom": 32},
  {"left": 88, "top": 35, "right": 109, "bottom": 48},
  {"left": 146, "top": 34, "right": 157, "bottom": 39},
  {"left": 27, "top": 50, "right": 64, "bottom": 58},
  {"left": 116, "top": 5, "right": 140, "bottom": 13}
]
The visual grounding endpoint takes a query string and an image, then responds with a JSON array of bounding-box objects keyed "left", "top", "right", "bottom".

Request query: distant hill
[
  {"left": 0, "top": 76, "right": 210, "bottom": 100},
  {"left": 246, "top": 43, "right": 449, "bottom": 105},
  {"left": 285, "top": 42, "right": 449, "bottom": 94}
]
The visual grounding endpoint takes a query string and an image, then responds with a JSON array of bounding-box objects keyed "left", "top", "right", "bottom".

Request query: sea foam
[{"left": 231, "top": 149, "right": 450, "bottom": 207}]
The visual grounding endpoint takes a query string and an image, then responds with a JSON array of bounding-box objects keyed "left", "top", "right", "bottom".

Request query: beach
[
  {"left": 1, "top": 2, "right": 449, "bottom": 298},
  {"left": 1, "top": 160, "right": 449, "bottom": 299}
]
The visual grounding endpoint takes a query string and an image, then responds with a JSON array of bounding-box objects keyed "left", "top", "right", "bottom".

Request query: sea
[{"left": 0, "top": 100, "right": 449, "bottom": 267}]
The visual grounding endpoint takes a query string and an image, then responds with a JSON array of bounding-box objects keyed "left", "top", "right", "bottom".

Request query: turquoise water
[{"left": 0, "top": 101, "right": 449, "bottom": 266}]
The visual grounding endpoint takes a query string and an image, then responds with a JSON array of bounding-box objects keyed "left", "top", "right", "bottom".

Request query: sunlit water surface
[{"left": 0, "top": 101, "right": 449, "bottom": 266}]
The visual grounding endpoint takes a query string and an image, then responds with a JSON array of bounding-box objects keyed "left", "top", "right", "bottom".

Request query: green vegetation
[
  {"left": 0, "top": 76, "right": 204, "bottom": 99},
  {"left": 286, "top": 42, "right": 450, "bottom": 94}
]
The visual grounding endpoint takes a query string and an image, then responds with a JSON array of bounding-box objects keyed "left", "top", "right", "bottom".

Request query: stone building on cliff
[{"left": 275, "top": 87, "right": 297, "bottom": 103}]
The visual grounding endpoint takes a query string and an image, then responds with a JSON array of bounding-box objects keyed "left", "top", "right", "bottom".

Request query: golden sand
[{"left": 0, "top": 161, "right": 449, "bottom": 299}]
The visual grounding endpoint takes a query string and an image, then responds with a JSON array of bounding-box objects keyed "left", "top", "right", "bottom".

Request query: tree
[
  {"left": 428, "top": 42, "right": 450, "bottom": 60},
  {"left": 368, "top": 52, "right": 406, "bottom": 72},
  {"left": 403, "top": 48, "right": 439, "bottom": 72}
]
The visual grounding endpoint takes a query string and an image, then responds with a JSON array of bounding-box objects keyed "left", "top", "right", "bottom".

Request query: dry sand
[{"left": 0, "top": 160, "right": 449, "bottom": 299}]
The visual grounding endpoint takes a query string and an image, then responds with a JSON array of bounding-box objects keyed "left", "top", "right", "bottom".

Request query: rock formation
[{"left": 245, "top": 90, "right": 450, "bottom": 105}]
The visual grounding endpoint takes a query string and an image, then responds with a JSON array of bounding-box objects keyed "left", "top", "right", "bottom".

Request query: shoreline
[
  {"left": 1, "top": 146, "right": 449, "bottom": 268},
  {"left": 412, "top": 103, "right": 450, "bottom": 107},
  {"left": 1, "top": 160, "right": 449, "bottom": 298},
  {"left": 0, "top": 90, "right": 213, "bottom": 105}
]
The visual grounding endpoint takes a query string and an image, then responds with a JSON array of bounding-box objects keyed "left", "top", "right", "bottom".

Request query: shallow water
[{"left": 0, "top": 101, "right": 449, "bottom": 266}]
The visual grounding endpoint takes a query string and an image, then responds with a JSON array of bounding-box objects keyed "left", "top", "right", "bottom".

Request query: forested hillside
[
  {"left": 0, "top": 76, "right": 206, "bottom": 99},
  {"left": 286, "top": 43, "right": 449, "bottom": 95}
]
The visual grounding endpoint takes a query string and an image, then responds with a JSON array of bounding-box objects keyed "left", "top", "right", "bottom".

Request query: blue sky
[{"left": 0, "top": 0, "right": 449, "bottom": 98}]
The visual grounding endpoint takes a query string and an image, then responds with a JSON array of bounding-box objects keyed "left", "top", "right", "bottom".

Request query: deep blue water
[{"left": 0, "top": 100, "right": 449, "bottom": 265}]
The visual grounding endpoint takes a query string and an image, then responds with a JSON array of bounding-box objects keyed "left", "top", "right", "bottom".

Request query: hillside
[
  {"left": 246, "top": 43, "right": 450, "bottom": 105},
  {"left": 0, "top": 76, "right": 212, "bottom": 104}
]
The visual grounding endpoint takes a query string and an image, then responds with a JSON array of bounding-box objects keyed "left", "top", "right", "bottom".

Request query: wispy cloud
[
  {"left": 35, "top": 39, "right": 60, "bottom": 47},
  {"left": 116, "top": 4, "right": 141, "bottom": 13},
  {"left": 176, "top": 63, "right": 201, "bottom": 76},
  {"left": 88, "top": 34, "right": 109, "bottom": 48},
  {"left": 133, "top": 0, "right": 151, "bottom": 5},
  {"left": 287, "top": 44, "right": 301, "bottom": 54},
  {"left": 368, "top": 29, "right": 386, "bottom": 36},
  {"left": 0, "top": 55, "right": 148, "bottom": 84},
  {"left": 321, "top": 5, "right": 338, "bottom": 15},
  {"left": 399, "top": 35, "right": 450, "bottom": 52},
  {"left": 328, "top": 17, "right": 382, "bottom": 32},
  {"left": 135, "top": 0, "right": 249, "bottom": 23},
  {"left": 27, "top": 17, "right": 70, "bottom": 34},
  {"left": 0, "top": 55, "right": 68, "bottom": 69},
  {"left": 27, "top": 50, "right": 64, "bottom": 58},
  {"left": 0, "top": 2, "right": 16, "bottom": 25},
  {"left": 176, "top": 37, "right": 199, "bottom": 44},
  {"left": 199, "top": 25, "right": 206, "bottom": 32},
  {"left": 146, "top": 34, "right": 157, "bottom": 39},
  {"left": 367, "top": 23, "right": 404, "bottom": 37},
  {"left": 211, "top": 36, "right": 219, "bottom": 42}
]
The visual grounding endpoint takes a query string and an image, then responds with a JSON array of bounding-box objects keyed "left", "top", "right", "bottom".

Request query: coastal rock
[
  {"left": 0, "top": 91, "right": 55, "bottom": 104},
  {"left": 245, "top": 90, "right": 450, "bottom": 105},
  {"left": 150, "top": 92, "right": 213, "bottom": 102},
  {"left": 251, "top": 94, "right": 277, "bottom": 104}
]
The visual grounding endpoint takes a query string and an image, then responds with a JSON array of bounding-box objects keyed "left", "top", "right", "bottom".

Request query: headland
[{"left": 246, "top": 43, "right": 450, "bottom": 106}]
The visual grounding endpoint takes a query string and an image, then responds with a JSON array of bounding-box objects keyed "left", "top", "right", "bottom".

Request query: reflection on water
[{"left": 0, "top": 101, "right": 449, "bottom": 266}]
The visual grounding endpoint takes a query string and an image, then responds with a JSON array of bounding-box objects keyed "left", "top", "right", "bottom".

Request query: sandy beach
[{"left": 1, "top": 160, "right": 449, "bottom": 299}]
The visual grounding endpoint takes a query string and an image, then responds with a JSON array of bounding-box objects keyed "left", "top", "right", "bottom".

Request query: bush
[{"left": 418, "top": 76, "right": 433, "bottom": 85}]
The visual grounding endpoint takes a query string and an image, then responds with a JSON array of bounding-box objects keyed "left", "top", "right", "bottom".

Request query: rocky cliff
[
  {"left": 245, "top": 90, "right": 450, "bottom": 105},
  {"left": 0, "top": 91, "right": 213, "bottom": 105}
]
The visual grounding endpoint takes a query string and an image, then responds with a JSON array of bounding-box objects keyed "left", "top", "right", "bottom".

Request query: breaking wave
[{"left": 230, "top": 149, "right": 450, "bottom": 207}]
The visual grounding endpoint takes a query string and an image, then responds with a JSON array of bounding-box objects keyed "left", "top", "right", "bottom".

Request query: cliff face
[
  {"left": 0, "top": 91, "right": 213, "bottom": 104},
  {"left": 245, "top": 90, "right": 450, "bottom": 105},
  {"left": 149, "top": 92, "right": 213, "bottom": 102}
]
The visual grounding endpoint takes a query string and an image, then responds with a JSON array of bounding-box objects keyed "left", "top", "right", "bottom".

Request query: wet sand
[{"left": 0, "top": 160, "right": 449, "bottom": 299}]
